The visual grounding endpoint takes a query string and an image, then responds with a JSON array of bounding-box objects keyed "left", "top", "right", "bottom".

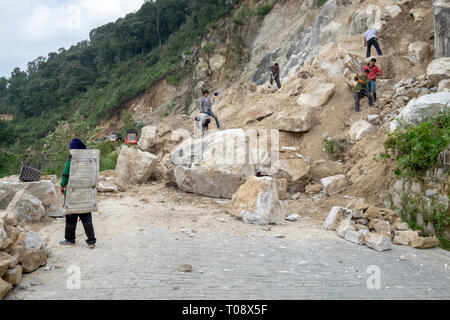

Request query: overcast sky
[{"left": 0, "top": 0, "right": 144, "bottom": 78}]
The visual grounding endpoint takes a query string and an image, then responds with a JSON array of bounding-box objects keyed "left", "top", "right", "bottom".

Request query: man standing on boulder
[
  {"left": 269, "top": 63, "right": 281, "bottom": 89},
  {"left": 364, "top": 25, "right": 384, "bottom": 58},
  {"left": 59, "top": 138, "right": 97, "bottom": 249},
  {"left": 200, "top": 89, "right": 220, "bottom": 129},
  {"left": 363, "top": 58, "right": 382, "bottom": 104},
  {"left": 354, "top": 69, "right": 374, "bottom": 112}
]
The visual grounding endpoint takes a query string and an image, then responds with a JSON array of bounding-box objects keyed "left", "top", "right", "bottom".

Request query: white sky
[{"left": 0, "top": 0, "right": 144, "bottom": 78}]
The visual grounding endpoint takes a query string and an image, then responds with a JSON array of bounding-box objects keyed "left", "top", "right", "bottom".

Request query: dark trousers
[
  {"left": 270, "top": 74, "right": 281, "bottom": 89},
  {"left": 366, "top": 38, "right": 382, "bottom": 58},
  {"left": 205, "top": 109, "right": 220, "bottom": 128},
  {"left": 355, "top": 90, "right": 373, "bottom": 112},
  {"left": 65, "top": 213, "right": 96, "bottom": 245}
]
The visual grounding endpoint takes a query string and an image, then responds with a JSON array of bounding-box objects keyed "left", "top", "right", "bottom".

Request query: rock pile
[
  {"left": 0, "top": 211, "right": 50, "bottom": 299},
  {"left": 323, "top": 205, "right": 440, "bottom": 252}
]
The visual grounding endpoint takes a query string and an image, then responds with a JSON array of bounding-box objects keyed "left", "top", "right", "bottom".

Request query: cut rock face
[
  {"left": 115, "top": 146, "right": 159, "bottom": 185},
  {"left": 231, "top": 176, "right": 285, "bottom": 225},
  {"left": 172, "top": 129, "right": 256, "bottom": 199}
]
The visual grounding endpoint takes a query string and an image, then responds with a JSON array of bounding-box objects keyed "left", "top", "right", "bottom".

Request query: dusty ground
[{"left": 7, "top": 182, "right": 450, "bottom": 300}]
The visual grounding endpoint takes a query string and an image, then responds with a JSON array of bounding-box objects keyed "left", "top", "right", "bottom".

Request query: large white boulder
[
  {"left": 408, "top": 41, "right": 430, "bottom": 63},
  {"left": 231, "top": 176, "right": 285, "bottom": 225},
  {"left": 384, "top": 5, "right": 401, "bottom": 18},
  {"left": 426, "top": 57, "right": 450, "bottom": 85},
  {"left": 0, "top": 180, "right": 62, "bottom": 217},
  {"left": 172, "top": 129, "right": 256, "bottom": 198},
  {"left": 297, "top": 81, "right": 336, "bottom": 108},
  {"left": 6, "top": 190, "right": 45, "bottom": 223},
  {"left": 438, "top": 79, "right": 450, "bottom": 92},
  {"left": 274, "top": 107, "right": 314, "bottom": 132},
  {"left": 365, "top": 232, "right": 392, "bottom": 251},
  {"left": 115, "top": 146, "right": 159, "bottom": 185},
  {"left": 97, "top": 171, "right": 127, "bottom": 193},
  {"left": 349, "top": 120, "right": 373, "bottom": 141},
  {"left": 390, "top": 92, "right": 450, "bottom": 131}
]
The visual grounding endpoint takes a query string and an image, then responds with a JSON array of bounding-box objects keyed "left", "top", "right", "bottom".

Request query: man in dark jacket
[
  {"left": 269, "top": 63, "right": 281, "bottom": 89},
  {"left": 354, "top": 69, "right": 373, "bottom": 112},
  {"left": 59, "top": 138, "right": 97, "bottom": 249}
]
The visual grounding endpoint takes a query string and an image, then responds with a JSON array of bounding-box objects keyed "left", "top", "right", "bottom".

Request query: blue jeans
[
  {"left": 367, "top": 80, "right": 376, "bottom": 93},
  {"left": 366, "top": 38, "right": 382, "bottom": 57},
  {"left": 205, "top": 109, "right": 220, "bottom": 128}
]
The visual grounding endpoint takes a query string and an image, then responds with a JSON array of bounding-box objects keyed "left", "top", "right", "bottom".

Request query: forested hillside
[{"left": 0, "top": 0, "right": 235, "bottom": 176}]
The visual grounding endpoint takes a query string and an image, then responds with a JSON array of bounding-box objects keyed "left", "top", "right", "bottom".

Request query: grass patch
[{"left": 379, "top": 109, "right": 450, "bottom": 178}]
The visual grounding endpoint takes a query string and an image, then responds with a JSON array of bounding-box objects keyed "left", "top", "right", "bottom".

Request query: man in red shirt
[{"left": 363, "top": 58, "right": 382, "bottom": 103}]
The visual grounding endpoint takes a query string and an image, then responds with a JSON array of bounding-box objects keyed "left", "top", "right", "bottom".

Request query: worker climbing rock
[
  {"left": 364, "top": 25, "right": 384, "bottom": 58},
  {"left": 269, "top": 63, "right": 281, "bottom": 89},
  {"left": 363, "top": 58, "right": 382, "bottom": 104},
  {"left": 200, "top": 89, "right": 220, "bottom": 129},
  {"left": 354, "top": 69, "right": 373, "bottom": 112},
  {"left": 59, "top": 138, "right": 97, "bottom": 249}
]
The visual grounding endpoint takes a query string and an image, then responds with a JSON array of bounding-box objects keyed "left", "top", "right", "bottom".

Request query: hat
[{"left": 69, "top": 139, "right": 87, "bottom": 150}]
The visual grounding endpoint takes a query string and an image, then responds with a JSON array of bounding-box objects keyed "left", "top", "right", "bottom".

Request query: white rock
[
  {"left": 390, "top": 92, "right": 450, "bottom": 131},
  {"left": 384, "top": 5, "right": 401, "bottom": 18},
  {"left": 6, "top": 190, "right": 45, "bottom": 222},
  {"left": 323, "top": 206, "right": 353, "bottom": 230},
  {"left": 115, "top": 146, "right": 159, "bottom": 185},
  {"left": 172, "top": 129, "right": 256, "bottom": 198},
  {"left": 138, "top": 126, "right": 156, "bottom": 151},
  {"left": 274, "top": 107, "right": 314, "bottom": 132},
  {"left": 321, "top": 174, "right": 347, "bottom": 196},
  {"left": 408, "top": 41, "right": 430, "bottom": 63},
  {"left": 365, "top": 232, "right": 392, "bottom": 251},
  {"left": 286, "top": 214, "right": 300, "bottom": 221},
  {"left": 349, "top": 120, "right": 373, "bottom": 141},
  {"left": 438, "top": 79, "right": 450, "bottom": 92},
  {"left": 0, "top": 180, "right": 62, "bottom": 217},
  {"left": 231, "top": 176, "right": 285, "bottom": 225},
  {"left": 297, "top": 81, "right": 336, "bottom": 108},
  {"left": 426, "top": 58, "right": 450, "bottom": 85},
  {"left": 344, "top": 229, "right": 365, "bottom": 245}
]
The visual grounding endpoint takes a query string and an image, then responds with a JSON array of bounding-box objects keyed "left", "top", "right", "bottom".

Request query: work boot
[
  {"left": 88, "top": 244, "right": 95, "bottom": 249},
  {"left": 59, "top": 240, "right": 75, "bottom": 246}
]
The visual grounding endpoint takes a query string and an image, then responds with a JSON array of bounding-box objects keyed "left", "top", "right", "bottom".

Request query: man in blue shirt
[{"left": 364, "top": 25, "right": 384, "bottom": 58}]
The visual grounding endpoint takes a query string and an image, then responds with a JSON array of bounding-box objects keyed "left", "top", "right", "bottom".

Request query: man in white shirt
[{"left": 364, "top": 25, "right": 384, "bottom": 58}]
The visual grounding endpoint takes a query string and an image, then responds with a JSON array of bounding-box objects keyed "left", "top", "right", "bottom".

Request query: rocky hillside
[{"left": 111, "top": 0, "right": 449, "bottom": 241}]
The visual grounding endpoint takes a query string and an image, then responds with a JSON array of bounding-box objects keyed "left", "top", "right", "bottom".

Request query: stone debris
[
  {"left": 0, "top": 212, "right": 50, "bottom": 299},
  {"left": 323, "top": 205, "right": 439, "bottom": 251}
]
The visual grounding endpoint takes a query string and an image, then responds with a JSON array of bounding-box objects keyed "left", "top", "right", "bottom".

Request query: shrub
[
  {"left": 380, "top": 109, "right": 450, "bottom": 177},
  {"left": 323, "top": 137, "right": 352, "bottom": 161},
  {"left": 256, "top": 3, "right": 274, "bottom": 16},
  {"left": 233, "top": 6, "right": 254, "bottom": 26},
  {"left": 319, "top": 0, "right": 328, "bottom": 6}
]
